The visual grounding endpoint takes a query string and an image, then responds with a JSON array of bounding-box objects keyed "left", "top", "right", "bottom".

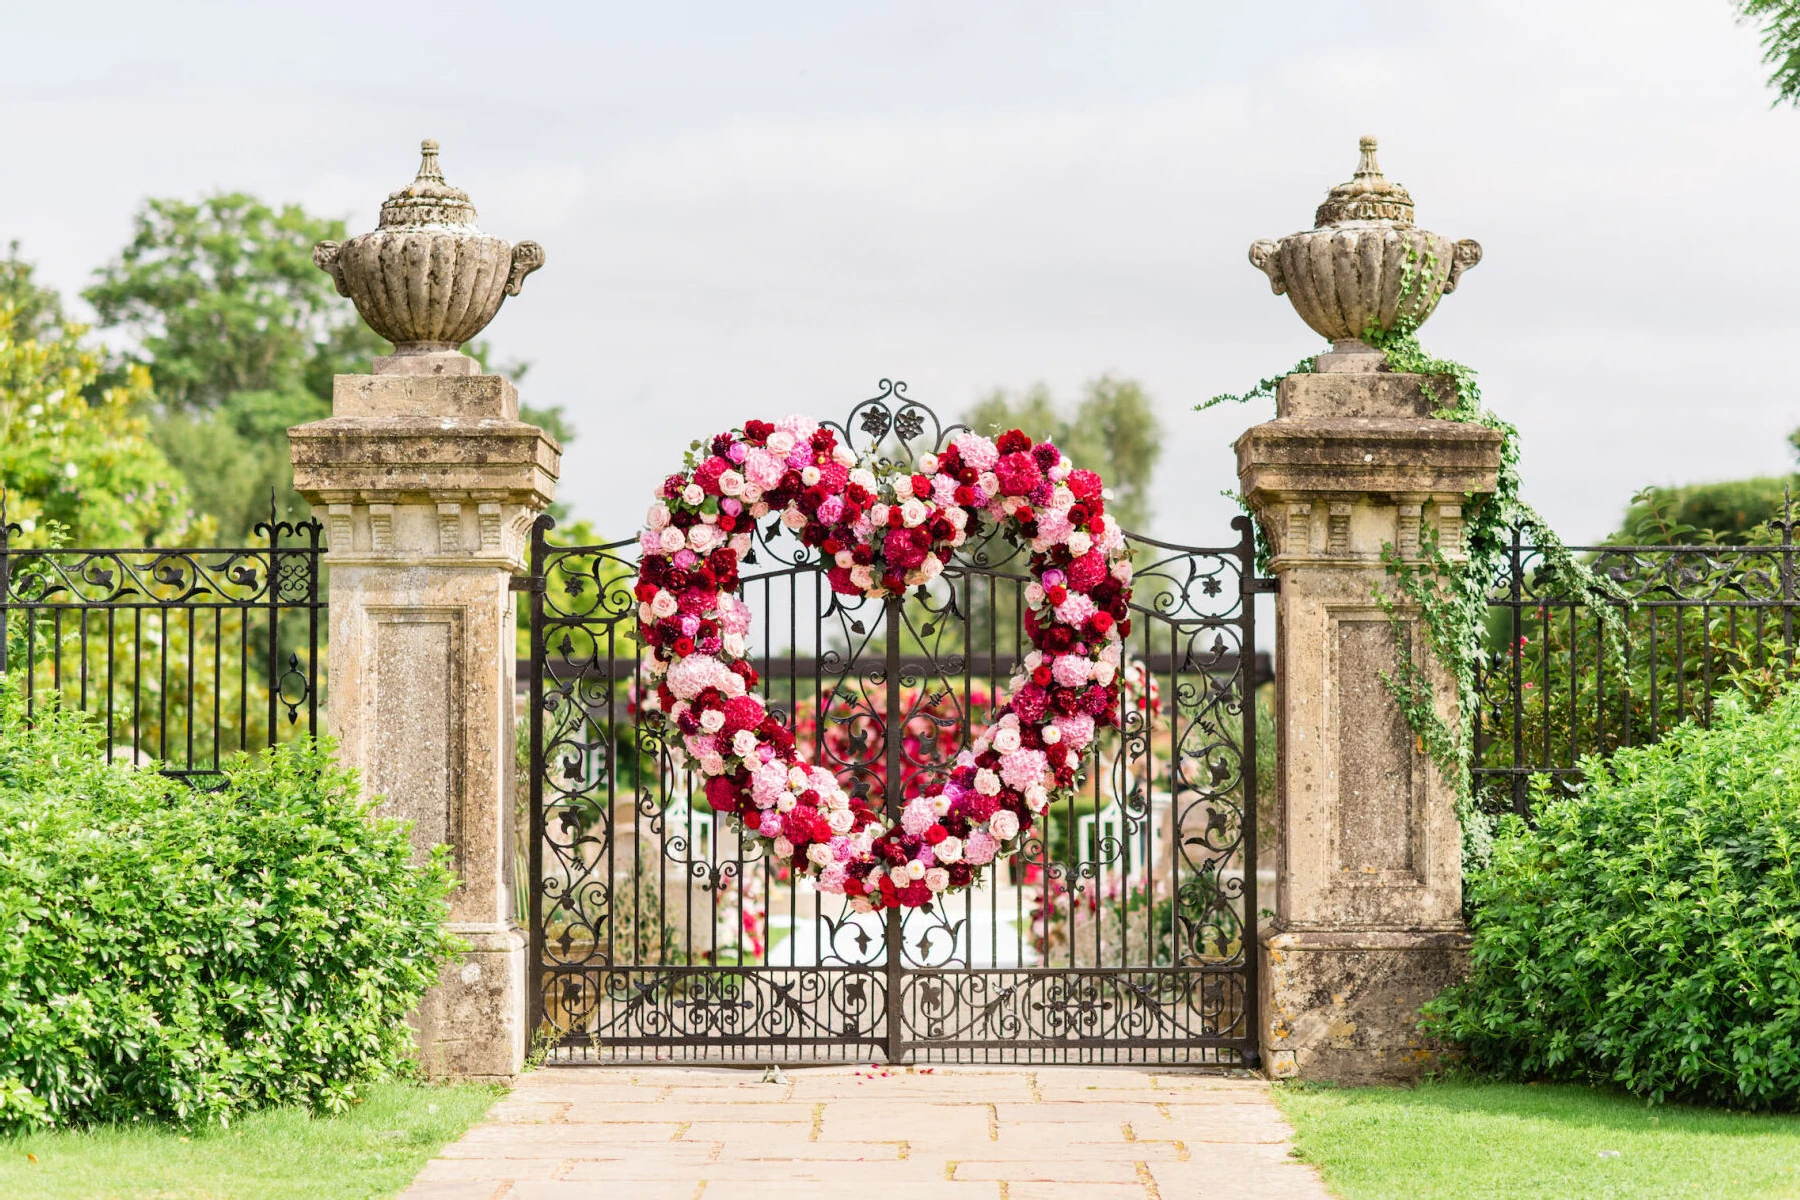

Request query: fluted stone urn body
[
  {"left": 314, "top": 140, "right": 543, "bottom": 357},
  {"left": 1250, "top": 137, "right": 1479, "bottom": 348}
]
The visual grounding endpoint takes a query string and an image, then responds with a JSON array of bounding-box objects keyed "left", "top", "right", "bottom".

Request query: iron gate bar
[{"left": 526, "top": 387, "right": 1270, "bottom": 1066}]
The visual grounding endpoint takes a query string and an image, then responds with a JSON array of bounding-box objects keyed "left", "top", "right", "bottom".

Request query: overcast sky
[{"left": 6, "top": 0, "right": 1794, "bottom": 544}]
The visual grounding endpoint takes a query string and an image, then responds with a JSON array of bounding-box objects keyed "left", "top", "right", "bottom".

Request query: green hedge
[
  {"left": 1426, "top": 687, "right": 1800, "bottom": 1108},
  {"left": 0, "top": 686, "right": 459, "bottom": 1131}
]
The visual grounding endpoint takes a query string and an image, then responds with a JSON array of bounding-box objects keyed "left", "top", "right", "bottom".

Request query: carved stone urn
[
  {"left": 314, "top": 140, "right": 543, "bottom": 364},
  {"left": 1249, "top": 137, "right": 1479, "bottom": 361}
]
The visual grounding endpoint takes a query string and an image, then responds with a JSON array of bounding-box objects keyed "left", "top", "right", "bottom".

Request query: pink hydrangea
[
  {"left": 1051, "top": 655, "right": 1092, "bottom": 688},
  {"left": 951, "top": 431, "right": 999, "bottom": 471},
  {"left": 666, "top": 654, "right": 733, "bottom": 699},
  {"left": 1054, "top": 593, "right": 1099, "bottom": 627},
  {"left": 1052, "top": 713, "right": 1096, "bottom": 750},
  {"left": 965, "top": 831, "right": 999, "bottom": 865},
  {"left": 1033, "top": 507, "right": 1072, "bottom": 544},
  {"left": 999, "top": 749, "right": 1048, "bottom": 791},
  {"left": 901, "top": 798, "right": 936, "bottom": 836},
  {"left": 818, "top": 864, "right": 848, "bottom": 892}
]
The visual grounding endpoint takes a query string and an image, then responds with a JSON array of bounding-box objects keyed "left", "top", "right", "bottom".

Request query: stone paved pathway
[{"left": 400, "top": 1064, "right": 1333, "bottom": 1200}]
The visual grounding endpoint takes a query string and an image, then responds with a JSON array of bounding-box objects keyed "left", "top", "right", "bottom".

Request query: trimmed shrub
[
  {"left": 0, "top": 686, "right": 459, "bottom": 1131},
  {"left": 1426, "top": 687, "right": 1800, "bottom": 1107}
]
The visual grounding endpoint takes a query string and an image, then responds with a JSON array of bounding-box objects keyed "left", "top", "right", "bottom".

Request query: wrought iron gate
[{"left": 526, "top": 387, "right": 1268, "bottom": 1065}]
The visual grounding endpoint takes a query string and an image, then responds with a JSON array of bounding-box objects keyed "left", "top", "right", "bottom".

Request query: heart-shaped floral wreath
[{"left": 634, "top": 415, "right": 1134, "bottom": 911}]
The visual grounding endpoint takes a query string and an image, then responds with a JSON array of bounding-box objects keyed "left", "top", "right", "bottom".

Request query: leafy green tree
[
  {"left": 1737, "top": 0, "right": 1800, "bottom": 104},
  {"left": 963, "top": 376, "right": 1163, "bottom": 532},
  {"left": 0, "top": 279, "right": 195, "bottom": 547},
  {"left": 83, "top": 195, "right": 389, "bottom": 541},
  {"left": 0, "top": 242, "right": 64, "bottom": 346}
]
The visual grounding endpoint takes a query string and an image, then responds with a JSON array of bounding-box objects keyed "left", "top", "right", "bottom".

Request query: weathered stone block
[{"left": 1260, "top": 930, "right": 1469, "bottom": 1083}]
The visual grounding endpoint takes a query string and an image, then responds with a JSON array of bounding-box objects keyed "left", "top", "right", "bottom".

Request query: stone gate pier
[
  {"left": 1236, "top": 139, "right": 1503, "bottom": 1081},
  {"left": 290, "top": 141, "right": 557, "bottom": 1079}
]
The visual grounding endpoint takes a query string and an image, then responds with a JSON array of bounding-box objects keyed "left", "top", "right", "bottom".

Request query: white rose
[
  {"left": 849, "top": 468, "right": 878, "bottom": 492},
  {"left": 659, "top": 527, "right": 685, "bottom": 553},
  {"left": 732, "top": 729, "right": 760, "bottom": 758},
  {"left": 889, "top": 865, "right": 911, "bottom": 887},
  {"left": 730, "top": 532, "right": 753, "bottom": 556},
  {"left": 1094, "top": 660, "right": 1116, "bottom": 686},
  {"left": 1111, "top": 560, "right": 1133, "bottom": 583},
  {"left": 682, "top": 483, "right": 705, "bottom": 506},
  {"left": 719, "top": 470, "right": 745, "bottom": 496},
  {"left": 744, "top": 486, "right": 765, "bottom": 505},
  {"left": 978, "top": 471, "right": 1000, "bottom": 496},
  {"left": 827, "top": 808, "right": 853, "bottom": 833},
  {"left": 920, "top": 555, "right": 943, "bottom": 581},
  {"left": 781, "top": 507, "right": 808, "bottom": 530},
  {"left": 1068, "top": 531, "right": 1092, "bottom": 557},
  {"left": 647, "top": 502, "right": 671, "bottom": 530},
  {"left": 699, "top": 709, "right": 725, "bottom": 733},
  {"left": 975, "top": 769, "right": 1001, "bottom": 796},
  {"left": 767, "top": 431, "right": 795, "bottom": 454},
  {"left": 1051, "top": 486, "right": 1075, "bottom": 511},
  {"left": 850, "top": 566, "right": 874, "bottom": 589},
  {"left": 807, "top": 843, "right": 832, "bottom": 866},
  {"left": 723, "top": 633, "right": 747, "bottom": 657},
  {"left": 688, "top": 524, "right": 716, "bottom": 551},
  {"left": 1024, "top": 582, "right": 1045, "bottom": 606},
  {"left": 989, "top": 810, "right": 1020, "bottom": 840},
  {"left": 946, "top": 507, "right": 967, "bottom": 529},
  {"left": 925, "top": 867, "right": 950, "bottom": 892},
  {"left": 892, "top": 474, "right": 914, "bottom": 499},
  {"left": 869, "top": 503, "right": 890, "bottom": 526},
  {"left": 900, "top": 499, "right": 927, "bottom": 527},
  {"left": 1025, "top": 786, "right": 1049, "bottom": 813},
  {"left": 650, "top": 590, "right": 679, "bottom": 618},
  {"left": 801, "top": 465, "right": 822, "bottom": 486},
  {"left": 992, "top": 727, "right": 1021, "bottom": 753},
  {"left": 935, "top": 836, "right": 963, "bottom": 863},
  {"left": 724, "top": 674, "right": 746, "bottom": 697},
  {"left": 918, "top": 453, "right": 938, "bottom": 474},
  {"left": 833, "top": 444, "right": 857, "bottom": 467},
  {"left": 638, "top": 602, "right": 655, "bottom": 623},
  {"left": 774, "top": 836, "right": 794, "bottom": 858}
]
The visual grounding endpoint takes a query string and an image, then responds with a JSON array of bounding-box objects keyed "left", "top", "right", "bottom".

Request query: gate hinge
[
  {"left": 510, "top": 575, "right": 546, "bottom": 594},
  {"left": 1250, "top": 577, "right": 1279, "bottom": 595}
]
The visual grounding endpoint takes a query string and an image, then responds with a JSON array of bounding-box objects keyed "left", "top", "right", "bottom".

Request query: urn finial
[
  {"left": 313, "top": 138, "right": 545, "bottom": 367},
  {"left": 1248, "top": 136, "right": 1480, "bottom": 358}
]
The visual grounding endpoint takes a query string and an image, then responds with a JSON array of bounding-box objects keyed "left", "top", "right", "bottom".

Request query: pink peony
[{"left": 1052, "top": 713, "right": 1095, "bottom": 750}]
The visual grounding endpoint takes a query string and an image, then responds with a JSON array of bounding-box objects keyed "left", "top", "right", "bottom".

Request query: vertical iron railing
[
  {"left": 1474, "top": 509, "right": 1800, "bottom": 816},
  {"left": 0, "top": 499, "right": 325, "bottom": 781}
]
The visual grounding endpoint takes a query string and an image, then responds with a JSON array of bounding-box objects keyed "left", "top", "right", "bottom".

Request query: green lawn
[
  {"left": 1274, "top": 1079, "right": 1800, "bottom": 1200},
  {"left": 0, "top": 1081, "right": 501, "bottom": 1200}
]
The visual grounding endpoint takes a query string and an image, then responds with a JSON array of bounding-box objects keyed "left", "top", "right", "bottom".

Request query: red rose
[
  {"left": 925, "top": 825, "right": 948, "bottom": 845},
  {"left": 634, "top": 582, "right": 658, "bottom": 602},
  {"left": 886, "top": 507, "right": 905, "bottom": 528},
  {"left": 1047, "top": 585, "right": 1068, "bottom": 605},
  {"left": 1089, "top": 612, "right": 1113, "bottom": 635},
  {"left": 673, "top": 636, "right": 696, "bottom": 656},
  {"left": 911, "top": 473, "right": 932, "bottom": 498},
  {"left": 1031, "top": 666, "right": 1053, "bottom": 687}
]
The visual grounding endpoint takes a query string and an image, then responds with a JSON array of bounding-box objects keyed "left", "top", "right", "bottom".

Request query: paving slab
[{"left": 399, "top": 1064, "right": 1333, "bottom": 1199}]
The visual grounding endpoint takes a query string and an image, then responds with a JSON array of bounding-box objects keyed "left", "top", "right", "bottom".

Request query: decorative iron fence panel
[
  {"left": 1474, "top": 518, "right": 1799, "bottom": 816},
  {"left": 527, "top": 388, "right": 1266, "bottom": 1066},
  {"left": 0, "top": 506, "right": 325, "bottom": 781}
]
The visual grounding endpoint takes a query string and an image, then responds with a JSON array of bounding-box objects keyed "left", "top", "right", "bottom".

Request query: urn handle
[
  {"left": 1443, "top": 238, "right": 1482, "bottom": 294},
  {"left": 1248, "top": 239, "right": 1286, "bottom": 296},
  {"left": 506, "top": 241, "right": 545, "bottom": 298},
  {"left": 312, "top": 241, "right": 350, "bottom": 298}
]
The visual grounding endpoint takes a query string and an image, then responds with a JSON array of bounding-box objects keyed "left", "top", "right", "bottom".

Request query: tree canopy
[
  {"left": 1736, "top": 1, "right": 1800, "bottom": 104},
  {"left": 962, "top": 376, "right": 1164, "bottom": 533}
]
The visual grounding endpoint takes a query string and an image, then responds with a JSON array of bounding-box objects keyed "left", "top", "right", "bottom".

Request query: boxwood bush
[
  {"left": 1426, "top": 687, "right": 1800, "bottom": 1108},
  {"left": 0, "top": 686, "right": 459, "bottom": 1132}
]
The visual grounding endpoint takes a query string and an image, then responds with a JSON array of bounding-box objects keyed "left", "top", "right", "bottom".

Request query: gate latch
[{"left": 510, "top": 575, "right": 546, "bottom": 593}]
